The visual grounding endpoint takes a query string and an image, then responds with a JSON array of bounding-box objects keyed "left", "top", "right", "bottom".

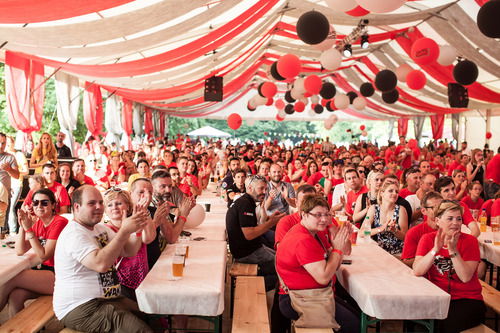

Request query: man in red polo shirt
[
  {"left": 25, "top": 164, "right": 71, "bottom": 214},
  {"left": 72, "top": 159, "right": 96, "bottom": 186},
  {"left": 344, "top": 168, "right": 368, "bottom": 217},
  {"left": 485, "top": 152, "right": 500, "bottom": 199}
]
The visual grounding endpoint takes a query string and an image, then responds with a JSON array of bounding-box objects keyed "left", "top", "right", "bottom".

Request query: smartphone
[{"left": 342, "top": 259, "right": 352, "bottom": 265}]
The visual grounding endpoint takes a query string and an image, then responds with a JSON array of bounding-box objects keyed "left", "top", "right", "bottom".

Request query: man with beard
[
  {"left": 264, "top": 164, "right": 296, "bottom": 215},
  {"left": 55, "top": 131, "right": 72, "bottom": 158},
  {"left": 226, "top": 175, "right": 285, "bottom": 292}
]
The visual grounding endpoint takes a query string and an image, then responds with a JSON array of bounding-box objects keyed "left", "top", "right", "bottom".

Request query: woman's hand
[
  {"left": 433, "top": 228, "right": 445, "bottom": 253},
  {"left": 178, "top": 197, "right": 195, "bottom": 217},
  {"left": 445, "top": 230, "right": 460, "bottom": 253},
  {"left": 332, "top": 224, "right": 351, "bottom": 254},
  {"left": 18, "top": 208, "right": 36, "bottom": 232}
]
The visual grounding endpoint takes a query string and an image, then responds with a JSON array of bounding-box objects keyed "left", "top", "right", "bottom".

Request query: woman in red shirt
[
  {"left": 276, "top": 195, "right": 359, "bottom": 332},
  {"left": 414, "top": 200, "right": 485, "bottom": 333},
  {"left": 0, "top": 189, "right": 68, "bottom": 315}
]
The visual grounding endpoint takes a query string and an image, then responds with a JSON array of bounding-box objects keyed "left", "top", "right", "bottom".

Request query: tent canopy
[
  {"left": 187, "top": 126, "right": 231, "bottom": 138},
  {"left": 0, "top": 0, "right": 499, "bottom": 121}
]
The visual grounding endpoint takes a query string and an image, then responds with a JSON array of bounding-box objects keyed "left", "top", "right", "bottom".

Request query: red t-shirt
[
  {"left": 492, "top": 199, "right": 500, "bottom": 218},
  {"left": 416, "top": 232, "right": 482, "bottom": 301},
  {"left": 25, "top": 182, "right": 71, "bottom": 213},
  {"left": 83, "top": 175, "right": 96, "bottom": 186},
  {"left": 485, "top": 154, "right": 500, "bottom": 184},
  {"left": 401, "top": 220, "right": 435, "bottom": 260},
  {"left": 384, "top": 149, "right": 395, "bottom": 165},
  {"left": 178, "top": 173, "right": 199, "bottom": 197},
  {"left": 460, "top": 201, "right": 474, "bottom": 226},
  {"left": 307, "top": 171, "right": 325, "bottom": 186},
  {"left": 481, "top": 200, "right": 494, "bottom": 225},
  {"left": 275, "top": 212, "right": 335, "bottom": 248},
  {"left": 276, "top": 224, "right": 334, "bottom": 294},
  {"left": 346, "top": 186, "right": 368, "bottom": 216},
  {"left": 460, "top": 196, "right": 484, "bottom": 211},
  {"left": 447, "top": 161, "right": 466, "bottom": 176},
  {"left": 30, "top": 215, "right": 68, "bottom": 267},
  {"left": 399, "top": 188, "right": 415, "bottom": 199}
]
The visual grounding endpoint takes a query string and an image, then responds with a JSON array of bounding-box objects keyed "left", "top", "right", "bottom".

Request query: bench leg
[
  {"left": 360, "top": 312, "right": 379, "bottom": 333},
  {"left": 230, "top": 276, "right": 235, "bottom": 318}
]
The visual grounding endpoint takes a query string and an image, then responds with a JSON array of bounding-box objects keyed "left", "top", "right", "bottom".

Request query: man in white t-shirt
[{"left": 53, "top": 185, "right": 152, "bottom": 332}]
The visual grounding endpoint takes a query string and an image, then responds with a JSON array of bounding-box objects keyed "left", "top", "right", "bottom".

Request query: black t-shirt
[
  {"left": 64, "top": 179, "right": 81, "bottom": 193},
  {"left": 226, "top": 193, "right": 261, "bottom": 259},
  {"left": 397, "top": 196, "right": 412, "bottom": 222},
  {"left": 221, "top": 173, "right": 234, "bottom": 191},
  {"left": 147, "top": 206, "right": 161, "bottom": 270},
  {"left": 226, "top": 183, "right": 246, "bottom": 208},
  {"left": 56, "top": 144, "right": 72, "bottom": 158}
]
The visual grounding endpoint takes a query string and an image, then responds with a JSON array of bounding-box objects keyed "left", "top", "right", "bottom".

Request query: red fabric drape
[
  {"left": 122, "top": 98, "right": 133, "bottom": 149},
  {"left": 0, "top": 1, "right": 133, "bottom": 23},
  {"left": 4, "top": 51, "right": 44, "bottom": 133},
  {"left": 16, "top": 0, "right": 278, "bottom": 78},
  {"left": 430, "top": 115, "right": 444, "bottom": 139},
  {"left": 83, "top": 82, "right": 104, "bottom": 138},
  {"left": 395, "top": 28, "right": 500, "bottom": 104},
  {"left": 159, "top": 112, "right": 166, "bottom": 138},
  {"left": 144, "top": 108, "right": 154, "bottom": 139},
  {"left": 398, "top": 118, "right": 409, "bottom": 137}
]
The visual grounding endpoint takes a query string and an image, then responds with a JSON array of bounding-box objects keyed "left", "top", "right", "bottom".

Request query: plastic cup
[
  {"left": 204, "top": 203, "right": 211, "bottom": 212},
  {"left": 350, "top": 231, "right": 358, "bottom": 245},
  {"left": 171, "top": 255, "right": 184, "bottom": 280},
  {"left": 179, "top": 236, "right": 190, "bottom": 258}
]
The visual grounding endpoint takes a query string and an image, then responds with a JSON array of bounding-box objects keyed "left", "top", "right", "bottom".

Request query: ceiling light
[{"left": 361, "top": 34, "right": 369, "bottom": 49}]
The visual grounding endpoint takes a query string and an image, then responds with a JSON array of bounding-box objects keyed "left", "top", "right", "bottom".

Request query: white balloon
[
  {"left": 334, "top": 93, "right": 349, "bottom": 109},
  {"left": 395, "top": 64, "right": 413, "bottom": 82},
  {"left": 293, "top": 77, "right": 306, "bottom": 93},
  {"left": 278, "top": 110, "right": 286, "bottom": 118},
  {"left": 291, "top": 89, "right": 303, "bottom": 101},
  {"left": 437, "top": 45, "right": 457, "bottom": 66},
  {"left": 325, "top": 0, "right": 357, "bottom": 12},
  {"left": 355, "top": 0, "right": 406, "bottom": 13},
  {"left": 311, "top": 95, "right": 320, "bottom": 104},
  {"left": 185, "top": 204, "right": 206, "bottom": 229},
  {"left": 320, "top": 48, "right": 343, "bottom": 71},
  {"left": 246, "top": 118, "right": 256, "bottom": 126},
  {"left": 253, "top": 94, "right": 268, "bottom": 106},
  {"left": 352, "top": 97, "right": 367, "bottom": 110},
  {"left": 300, "top": 98, "right": 309, "bottom": 106}
]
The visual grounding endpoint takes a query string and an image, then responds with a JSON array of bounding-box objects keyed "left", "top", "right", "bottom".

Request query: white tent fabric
[
  {"left": 104, "top": 94, "right": 123, "bottom": 146},
  {"left": 55, "top": 71, "right": 80, "bottom": 154},
  {"left": 187, "top": 126, "right": 232, "bottom": 138}
]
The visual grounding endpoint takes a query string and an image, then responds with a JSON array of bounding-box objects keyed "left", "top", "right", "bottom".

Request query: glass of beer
[
  {"left": 350, "top": 230, "right": 358, "bottom": 245},
  {"left": 171, "top": 255, "right": 184, "bottom": 280},
  {"left": 179, "top": 236, "right": 190, "bottom": 258}
]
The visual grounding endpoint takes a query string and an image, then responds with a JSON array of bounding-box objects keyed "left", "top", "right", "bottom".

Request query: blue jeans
[
  {"left": 8, "top": 185, "right": 22, "bottom": 233},
  {"left": 236, "top": 245, "right": 277, "bottom": 291}
]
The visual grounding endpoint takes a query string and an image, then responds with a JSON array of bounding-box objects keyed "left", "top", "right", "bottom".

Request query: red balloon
[
  {"left": 360, "top": 125, "right": 366, "bottom": 131},
  {"left": 294, "top": 101, "right": 305, "bottom": 112},
  {"left": 276, "top": 114, "right": 285, "bottom": 122},
  {"left": 266, "top": 98, "right": 274, "bottom": 106},
  {"left": 261, "top": 82, "right": 277, "bottom": 98},
  {"left": 406, "top": 70, "right": 427, "bottom": 90},
  {"left": 304, "top": 92, "right": 312, "bottom": 98},
  {"left": 275, "top": 99, "right": 285, "bottom": 110},
  {"left": 304, "top": 75, "right": 322, "bottom": 95},
  {"left": 321, "top": 98, "right": 329, "bottom": 106},
  {"left": 486, "top": 132, "right": 492, "bottom": 139},
  {"left": 227, "top": 113, "right": 242, "bottom": 130},
  {"left": 345, "top": 6, "right": 370, "bottom": 17},
  {"left": 411, "top": 38, "right": 439, "bottom": 65},
  {"left": 277, "top": 54, "right": 302, "bottom": 79}
]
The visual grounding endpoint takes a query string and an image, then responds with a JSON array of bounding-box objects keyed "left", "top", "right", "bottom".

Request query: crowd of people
[{"left": 0, "top": 130, "right": 499, "bottom": 332}]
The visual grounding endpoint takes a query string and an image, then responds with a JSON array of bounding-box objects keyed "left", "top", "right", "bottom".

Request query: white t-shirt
[
  {"left": 332, "top": 183, "right": 346, "bottom": 207},
  {"left": 405, "top": 194, "right": 421, "bottom": 213},
  {"left": 53, "top": 221, "right": 121, "bottom": 319}
]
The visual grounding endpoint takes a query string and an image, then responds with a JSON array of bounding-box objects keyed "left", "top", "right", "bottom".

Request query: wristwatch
[
  {"left": 430, "top": 249, "right": 437, "bottom": 257},
  {"left": 449, "top": 252, "right": 458, "bottom": 259}
]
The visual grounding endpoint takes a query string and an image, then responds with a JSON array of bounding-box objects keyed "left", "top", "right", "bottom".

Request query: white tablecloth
[
  {"left": 477, "top": 228, "right": 500, "bottom": 266},
  {"left": 136, "top": 240, "right": 227, "bottom": 316},
  {"left": 185, "top": 223, "right": 226, "bottom": 241},
  {"left": 0, "top": 246, "right": 40, "bottom": 286},
  {"left": 337, "top": 243, "right": 450, "bottom": 320}
]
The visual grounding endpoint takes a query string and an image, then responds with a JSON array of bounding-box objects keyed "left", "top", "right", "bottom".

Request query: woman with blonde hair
[
  {"left": 364, "top": 179, "right": 408, "bottom": 255},
  {"left": 30, "top": 133, "right": 58, "bottom": 173},
  {"left": 353, "top": 170, "right": 383, "bottom": 225},
  {"left": 413, "top": 200, "right": 485, "bottom": 332}
]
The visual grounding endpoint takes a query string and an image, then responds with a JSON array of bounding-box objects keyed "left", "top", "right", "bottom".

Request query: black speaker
[
  {"left": 204, "top": 76, "right": 223, "bottom": 102},
  {"left": 448, "top": 83, "right": 468, "bottom": 108}
]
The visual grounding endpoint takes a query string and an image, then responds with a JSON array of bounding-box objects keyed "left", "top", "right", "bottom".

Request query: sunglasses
[
  {"left": 33, "top": 199, "right": 50, "bottom": 207},
  {"left": 104, "top": 187, "right": 123, "bottom": 195}
]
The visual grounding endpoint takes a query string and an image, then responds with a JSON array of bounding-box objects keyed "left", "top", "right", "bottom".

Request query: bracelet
[
  {"left": 332, "top": 249, "right": 343, "bottom": 256},
  {"left": 177, "top": 216, "right": 187, "bottom": 223},
  {"left": 430, "top": 249, "right": 437, "bottom": 257},
  {"left": 135, "top": 232, "right": 143, "bottom": 237}
]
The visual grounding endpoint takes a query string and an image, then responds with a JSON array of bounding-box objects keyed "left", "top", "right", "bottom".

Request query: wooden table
[
  {"left": 337, "top": 242, "right": 451, "bottom": 333},
  {"left": 0, "top": 245, "right": 40, "bottom": 286}
]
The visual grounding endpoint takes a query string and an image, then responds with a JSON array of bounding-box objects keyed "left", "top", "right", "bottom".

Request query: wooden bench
[
  {"left": 232, "top": 276, "right": 270, "bottom": 333},
  {"left": 0, "top": 296, "right": 54, "bottom": 333},
  {"left": 229, "top": 262, "right": 258, "bottom": 317},
  {"left": 480, "top": 279, "right": 500, "bottom": 331},
  {"left": 461, "top": 324, "right": 495, "bottom": 333}
]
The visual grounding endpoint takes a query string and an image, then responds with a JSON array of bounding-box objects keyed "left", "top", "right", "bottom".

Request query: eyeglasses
[
  {"left": 104, "top": 187, "right": 123, "bottom": 195},
  {"left": 307, "top": 212, "right": 332, "bottom": 219},
  {"left": 33, "top": 199, "right": 50, "bottom": 207},
  {"left": 247, "top": 175, "right": 267, "bottom": 187}
]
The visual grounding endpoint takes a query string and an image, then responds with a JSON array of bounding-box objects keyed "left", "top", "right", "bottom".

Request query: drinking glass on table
[
  {"left": 179, "top": 235, "right": 190, "bottom": 258},
  {"left": 171, "top": 255, "right": 185, "bottom": 280},
  {"left": 335, "top": 211, "right": 347, "bottom": 228}
]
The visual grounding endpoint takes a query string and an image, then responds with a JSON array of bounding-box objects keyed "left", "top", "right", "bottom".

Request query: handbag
[{"left": 276, "top": 234, "right": 341, "bottom": 329}]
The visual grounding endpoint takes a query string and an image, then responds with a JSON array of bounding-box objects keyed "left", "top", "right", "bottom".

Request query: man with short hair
[
  {"left": 221, "top": 157, "right": 241, "bottom": 191},
  {"left": 419, "top": 161, "right": 431, "bottom": 175},
  {"left": 55, "top": 131, "right": 72, "bottom": 158},
  {"left": 435, "top": 176, "right": 480, "bottom": 237},
  {"left": 0, "top": 133, "right": 19, "bottom": 195},
  {"left": 264, "top": 164, "right": 296, "bottom": 215},
  {"left": 53, "top": 185, "right": 152, "bottom": 332},
  {"left": 406, "top": 173, "right": 436, "bottom": 223},
  {"left": 400, "top": 168, "right": 422, "bottom": 199},
  {"left": 401, "top": 191, "right": 442, "bottom": 267},
  {"left": 344, "top": 169, "right": 368, "bottom": 217},
  {"left": 25, "top": 164, "right": 70, "bottom": 214},
  {"left": 151, "top": 170, "right": 185, "bottom": 208},
  {"left": 72, "top": 159, "right": 96, "bottom": 186},
  {"left": 226, "top": 175, "right": 285, "bottom": 291}
]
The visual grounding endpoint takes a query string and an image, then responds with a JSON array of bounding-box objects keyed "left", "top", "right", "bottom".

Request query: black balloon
[
  {"left": 247, "top": 103, "right": 256, "bottom": 111},
  {"left": 284, "top": 104, "right": 295, "bottom": 114},
  {"left": 314, "top": 104, "right": 324, "bottom": 114},
  {"left": 375, "top": 70, "right": 398, "bottom": 92},
  {"left": 325, "top": 101, "right": 335, "bottom": 111},
  {"left": 360, "top": 82, "right": 375, "bottom": 97},
  {"left": 296, "top": 11, "right": 330, "bottom": 45},
  {"left": 477, "top": 0, "right": 500, "bottom": 38},
  {"left": 453, "top": 60, "right": 479, "bottom": 86},
  {"left": 320, "top": 82, "right": 336, "bottom": 99},
  {"left": 346, "top": 91, "right": 358, "bottom": 104},
  {"left": 270, "top": 62, "right": 286, "bottom": 81},
  {"left": 257, "top": 82, "right": 265, "bottom": 97},
  {"left": 284, "top": 91, "right": 296, "bottom": 103},
  {"left": 382, "top": 89, "right": 399, "bottom": 104}
]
